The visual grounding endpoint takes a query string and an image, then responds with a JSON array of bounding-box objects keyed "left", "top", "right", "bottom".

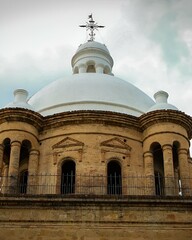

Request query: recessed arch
[
  {"left": 19, "top": 140, "right": 31, "bottom": 165},
  {"left": 104, "top": 66, "right": 110, "bottom": 74},
  {"left": 107, "top": 159, "right": 122, "bottom": 195},
  {"left": 86, "top": 60, "right": 96, "bottom": 73}
]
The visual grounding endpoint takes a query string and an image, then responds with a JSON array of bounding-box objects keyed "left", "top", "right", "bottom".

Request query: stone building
[{"left": 1, "top": 16, "right": 192, "bottom": 240}]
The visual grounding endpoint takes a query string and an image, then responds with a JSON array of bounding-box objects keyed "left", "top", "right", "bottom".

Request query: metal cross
[{"left": 79, "top": 14, "right": 105, "bottom": 41}]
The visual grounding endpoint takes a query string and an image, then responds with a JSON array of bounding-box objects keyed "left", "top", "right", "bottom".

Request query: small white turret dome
[
  {"left": 147, "top": 90, "right": 178, "bottom": 112},
  {"left": 4, "top": 89, "right": 34, "bottom": 111}
]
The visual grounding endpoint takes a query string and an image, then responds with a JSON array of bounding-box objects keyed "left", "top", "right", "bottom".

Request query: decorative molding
[
  {"left": 52, "top": 137, "right": 84, "bottom": 165},
  {"left": 43, "top": 110, "right": 141, "bottom": 131},
  {"left": 52, "top": 137, "right": 84, "bottom": 149},
  {"left": 101, "top": 137, "right": 132, "bottom": 151},
  {"left": 100, "top": 137, "right": 131, "bottom": 165}
]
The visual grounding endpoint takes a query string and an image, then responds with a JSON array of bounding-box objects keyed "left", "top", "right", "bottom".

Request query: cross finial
[{"left": 79, "top": 14, "right": 105, "bottom": 41}]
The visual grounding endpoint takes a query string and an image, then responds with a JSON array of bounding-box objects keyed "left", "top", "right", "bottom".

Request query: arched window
[
  {"left": 19, "top": 170, "right": 28, "bottom": 194},
  {"left": 19, "top": 140, "right": 31, "bottom": 166},
  {"left": 107, "top": 160, "right": 122, "bottom": 195},
  {"left": 151, "top": 143, "right": 165, "bottom": 196},
  {"left": 61, "top": 160, "right": 76, "bottom": 194}
]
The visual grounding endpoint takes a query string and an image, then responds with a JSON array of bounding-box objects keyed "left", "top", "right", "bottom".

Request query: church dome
[
  {"left": 28, "top": 36, "right": 156, "bottom": 117},
  {"left": 28, "top": 73, "right": 155, "bottom": 116},
  {"left": 28, "top": 36, "right": 155, "bottom": 117}
]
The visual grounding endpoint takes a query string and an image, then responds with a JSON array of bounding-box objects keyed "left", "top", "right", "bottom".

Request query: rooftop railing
[{"left": 0, "top": 174, "right": 192, "bottom": 197}]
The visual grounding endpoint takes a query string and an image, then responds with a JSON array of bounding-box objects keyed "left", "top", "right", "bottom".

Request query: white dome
[
  {"left": 147, "top": 90, "right": 178, "bottom": 112},
  {"left": 28, "top": 73, "right": 154, "bottom": 116},
  {"left": 76, "top": 41, "right": 110, "bottom": 54},
  {"left": 4, "top": 89, "right": 34, "bottom": 111}
]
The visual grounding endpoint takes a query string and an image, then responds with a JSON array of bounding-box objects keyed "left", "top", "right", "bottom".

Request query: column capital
[
  {"left": 11, "top": 140, "right": 21, "bottom": 147},
  {"left": 178, "top": 148, "right": 188, "bottom": 155},
  {"left": 29, "top": 149, "right": 40, "bottom": 156},
  {"left": 143, "top": 151, "right": 153, "bottom": 158},
  {"left": 162, "top": 144, "right": 172, "bottom": 151}
]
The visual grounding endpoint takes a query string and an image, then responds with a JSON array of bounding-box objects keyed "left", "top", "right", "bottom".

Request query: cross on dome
[{"left": 79, "top": 14, "right": 105, "bottom": 41}]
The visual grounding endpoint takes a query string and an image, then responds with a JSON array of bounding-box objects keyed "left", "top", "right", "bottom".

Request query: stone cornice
[
  {"left": 43, "top": 110, "right": 141, "bottom": 131},
  {"left": 1, "top": 109, "right": 192, "bottom": 139},
  {"left": 0, "top": 108, "right": 43, "bottom": 131},
  {"left": 139, "top": 110, "right": 192, "bottom": 138}
]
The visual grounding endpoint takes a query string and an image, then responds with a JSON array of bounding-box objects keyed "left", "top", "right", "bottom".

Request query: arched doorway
[
  {"left": 61, "top": 160, "right": 76, "bottom": 194},
  {"left": 107, "top": 160, "right": 122, "bottom": 195}
]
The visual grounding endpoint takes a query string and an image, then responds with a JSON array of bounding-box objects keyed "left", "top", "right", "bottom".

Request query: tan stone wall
[
  {"left": 0, "top": 225, "right": 192, "bottom": 240},
  {"left": 39, "top": 123, "right": 143, "bottom": 176},
  {"left": 0, "top": 197, "right": 192, "bottom": 240}
]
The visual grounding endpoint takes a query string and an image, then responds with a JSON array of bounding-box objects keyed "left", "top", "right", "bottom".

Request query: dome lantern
[{"left": 72, "top": 15, "right": 113, "bottom": 75}]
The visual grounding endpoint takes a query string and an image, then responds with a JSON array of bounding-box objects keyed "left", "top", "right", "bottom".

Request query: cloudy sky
[{"left": 1, "top": 0, "right": 192, "bottom": 118}]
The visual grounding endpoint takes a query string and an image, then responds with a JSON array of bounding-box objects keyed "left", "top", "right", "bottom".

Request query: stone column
[
  {"left": 178, "top": 148, "right": 190, "bottom": 196},
  {"left": 8, "top": 141, "right": 21, "bottom": 194},
  {"left": 96, "top": 64, "right": 104, "bottom": 73},
  {"left": 0, "top": 144, "right": 4, "bottom": 176},
  {"left": 28, "top": 149, "right": 39, "bottom": 194},
  {"left": 144, "top": 151, "right": 155, "bottom": 195},
  {"left": 162, "top": 144, "right": 175, "bottom": 196},
  {"left": 78, "top": 64, "right": 86, "bottom": 73}
]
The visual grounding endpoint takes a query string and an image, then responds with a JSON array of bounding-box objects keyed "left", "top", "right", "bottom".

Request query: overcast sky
[{"left": 1, "top": 0, "right": 192, "bottom": 118}]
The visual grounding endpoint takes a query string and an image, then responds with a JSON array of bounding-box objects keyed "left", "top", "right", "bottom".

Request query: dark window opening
[
  {"left": 61, "top": 160, "right": 75, "bottom": 194},
  {"left": 19, "top": 170, "right": 28, "bottom": 194},
  {"left": 107, "top": 160, "right": 122, "bottom": 195},
  {"left": 155, "top": 171, "right": 164, "bottom": 195},
  {"left": 87, "top": 65, "right": 95, "bottom": 73},
  {"left": 152, "top": 143, "right": 165, "bottom": 196},
  {"left": 3, "top": 138, "right": 11, "bottom": 165},
  {"left": 173, "top": 143, "right": 181, "bottom": 195}
]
